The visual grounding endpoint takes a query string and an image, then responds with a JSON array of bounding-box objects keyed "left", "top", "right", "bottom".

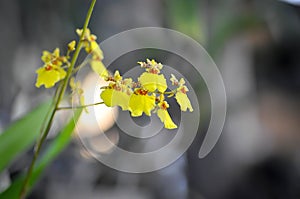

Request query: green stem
[
  {"left": 57, "top": 102, "right": 104, "bottom": 110},
  {"left": 37, "top": 83, "right": 62, "bottom": 140},
  {"left": 18, "top": 0, "right": 97, "bottom": 198}
]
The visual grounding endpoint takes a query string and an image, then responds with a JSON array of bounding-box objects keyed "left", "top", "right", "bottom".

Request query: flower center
[
  {"left": 180, "top": 87, "right": 187, "bottom": 94},
  {"left": 149, "top": 68, "right": 159, "bottom": 74},
  {"left": 45, "top": 65, "right": 52, "bottom": 71},
  {"left": 161, "top": 102, "right": 168, "bottom": 110},
  {"left": 136, "top": 89, "right": 148, "bottom": 95}
]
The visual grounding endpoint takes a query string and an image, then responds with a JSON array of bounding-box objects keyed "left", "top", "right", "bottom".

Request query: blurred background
[{"left": 1, "top": 0, "right": 300, "bottom": 198}]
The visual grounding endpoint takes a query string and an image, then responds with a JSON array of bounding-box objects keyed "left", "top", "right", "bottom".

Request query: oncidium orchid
[
  {"left": 25, "top": 2, "right": 196, "bottom": 198},
  {"left": 35, "top": 29, "right": 193, "bottom": 130},
  {"left": 170, "top": 74, "right": 193, "bottom": 112},
  {"left": 35, "top": 48, "right": 67, "bottom": 88},
  {"left": 100, "top": 70, "right": 133, "bottom": 111},
  {"left": 35, "top": 28, "right": 108, "bottom": 89},
  {"left": 76, "top": 28, "right": 108, "bottom": 78},
  {"left": 100, "top": 59, "right": 194, "bottom": 129}
]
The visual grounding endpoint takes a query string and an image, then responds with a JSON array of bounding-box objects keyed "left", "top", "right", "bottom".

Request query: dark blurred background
[{"left": 1, "top": 0, "right": 300, "bottom": 198}]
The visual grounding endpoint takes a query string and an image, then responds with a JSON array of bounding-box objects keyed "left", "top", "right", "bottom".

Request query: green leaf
[
  {"left": 166, "top": 0, "right": 204, "bottom": 42},
  {"left": 0, "top": 109, "right": 82, "bottom": 198},
  {"left": 0, "top": 101, "right": 52, "bottom": 173}
]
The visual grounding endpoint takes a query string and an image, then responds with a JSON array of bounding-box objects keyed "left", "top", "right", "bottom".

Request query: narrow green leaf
[
  {"left": 0, "top": 109, "right": 82, "bottom": 198},
  {"left": 0, "top": 101, "right": 52, "bottom": 173}
]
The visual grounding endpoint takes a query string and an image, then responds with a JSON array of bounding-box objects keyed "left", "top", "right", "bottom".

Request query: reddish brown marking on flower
[
  {"left": 114, "top": 85, "right": 122, "bottom": 91},
  {"left": 58, "top": 57, "right": 66, "bottom": 63},
  {"left": 180, "top": 87, "right": 187, "bottom": 94},
  {"left": 91, "top": 35, "right": 97, "bottom": 41},
  {"left": 45, "top": 65, "right": 52, "bottom": 71},
  {"left": 52, "top": 59, "right": 59, "bottom": 65},
  {"left": 149, "top": 68, "right": 159, "bottom": 74},
  {"left": 107, "top": 77, "right": 116, "bottom": 82},
  {"left": 161, "top": 102, "right": 168, "bottom": 110},
  {"left": 111, "top": 84, "right": 116, "bottom": 89},
  {"left": 136, "top": 89, "right": 148, "bottom": 95},
  {"left": 94, "top": 56, "right": 100, "bottom": 61}
]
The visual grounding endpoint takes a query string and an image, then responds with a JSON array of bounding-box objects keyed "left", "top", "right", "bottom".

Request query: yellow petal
[
  {"left": 76, "top": 29, "right": 83, "bottom": 36},
  {"left": 175, "top": 92, "right": 193, "bottom": 112},
  {"left": 170, "top": 74, "right": 179, "bottom": 85},
  {"left": 41, "top": 51, "right": 52, "bottom": 63},
  {"left": 100, "top": 89, "right": 130, "bottom": 110},
  {"left": 157, "top": 109, "right": 177, "bottom": 129},
  {"left": 68, "top": 40, "right": 76, "bottom": 51},
  {"left": 53, "top": 48, "right": 60, "bottom": 57},
  {"left": 129, "top": 93, "right": 155, "bottom": 117},
  {"left": 91, "top": 41, "right": 104, "bottom": 60},
  {"left": 80, "top": 94, "right": 89, "bottom": 113},
  {"left": 114, "top": 70, "right": 122, "bottom": 81},
  {"left": 100, "top": 89, "right": 113, "bottom": 107},
  {"left": 90, "top": 59, "right": 108, "bottom": 78},
  {"left": 85, "top": 28, "right": 91, "bottom": 38},
  {"left": 80, "top": 94, "right": 85, "bottom": 106},
  {"left": 69, "top": 77, "right": 76, "bottom": 89},
  {"left": 139, "top": 72, "right": 167, "bottom": 93},
  {"left": 35, "top": 66, "right": 66, "bottom": 88}
]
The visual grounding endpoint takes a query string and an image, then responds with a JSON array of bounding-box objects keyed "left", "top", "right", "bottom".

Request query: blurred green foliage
[
  {"left": 0, "top": 108, "right": 82, "bottom": 198},
  {"left": 0, "top": 102, "right": 51, "bottom": 173}
]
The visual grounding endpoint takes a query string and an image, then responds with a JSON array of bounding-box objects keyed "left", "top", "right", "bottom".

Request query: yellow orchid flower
[
  {"left": 41, "top": 48, "right": 66, "bottom": 67},
  {"left": 97, "top": 60, "right": 194, "bottom": 129},
  {"left": 138, "top": 59, "right": 163, "bottom": 72},
  {"left": 113, "top": 70, "right": 122, "bottom": 81},
  {"left": 100, "top": 70, "right": 133, "bottom": 110},
  {"left": 76, "top": 28, "right": 107, "bottom": 78},
  {"left": 76, "top": 28, "right": 103, "bottom": 59},
  {"left": 89, "top": 41, "right": 104, "bottom": 60},
  {"left": 156, "top": 101, "right": 177, "bottom": 129},
  {"left": 138, "top": 59, "right": 167, "bottom": 92},
  {"left": 76, "top": 28, "right": 96, "bottom": 41},
  {"left": 129, "top": 89, "right": 156, "bottom": 117},
  {"left": 139, "top": 72, "right": 167, "bottom": 93},
  {"left": 100, "top": 88, "right": 130, "bottom": 111},
  {"left": 175, "top": 86, "right": 193, "bottom": 112},
  {"left": 36, "top": 47, "right": 68, "bottom": 88},
  {"left": 41, "top": 48, "right": 58, "bottom": 63},
  {"left": 35, "top": 64, "right": 66, "bottom": 88},
  {"left": 170, "top": 74, "right": 193, "bottom": 112},
  {"left": 68, "top": 40, "right": 76, "bottom": 51}
]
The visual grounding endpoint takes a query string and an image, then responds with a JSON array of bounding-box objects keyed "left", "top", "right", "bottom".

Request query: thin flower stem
[
  {"left": 72, "top": 58, "right": 91, "bottom": 74},
  {"left": 57, "top": 102, "right": 104, "bottom": 110},
  {"left": 154, "top": 90, "right": 177, "bottom": 95},
  {"left": 57, "top": 0, "right": 97, "bottom": 105},
  {"left": 37, "top": 82, "right": 63, "bottom": 139},
  {"left": 163, "top": 91, "right": 175, "bottom": 95},
  {"left": 18, "top": 0, "right": 97, "bottom": 198}
]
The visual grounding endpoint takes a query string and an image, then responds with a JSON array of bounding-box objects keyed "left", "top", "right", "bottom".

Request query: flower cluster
[
  {"left": 35, "top": 48, "right": 68, "bottom": 88},
  {"left": 76, "top": 28, "right": 108, "bottom": 78},
  {"left": 35, "top": 28, "right": 193, "bottom": 130},
  {"left": 35, "top": 28, "right": 107, "bottom": 89},
  {"left": 100, "top": 59, "right": 193, "bottom": 129},
  {"left": 35, "top": 28, "right": 108, "bottom": 109}
]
